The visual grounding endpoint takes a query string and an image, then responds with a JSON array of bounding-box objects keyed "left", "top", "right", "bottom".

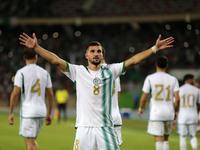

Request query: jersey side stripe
[
  {"left": 101, "top": 68, "right": 107, "bottom": 126},
  {"left": 104, "top": 68, "right": 113, "bottom": 126},
  {"left": 102, "top": 127, "right": 111, "bottom": 150}
]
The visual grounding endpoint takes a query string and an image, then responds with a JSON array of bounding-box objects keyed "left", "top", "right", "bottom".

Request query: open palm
[
  {"left": 156, "top": 34, "right": 174, "bottom": 50},
  {"left": 19, "top": 33, "right": 37, "bottom": 49}
]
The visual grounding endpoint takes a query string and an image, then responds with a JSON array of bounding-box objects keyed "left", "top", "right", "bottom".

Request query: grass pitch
[{"left": 0, "top": 113, "right": 199, "bottom": 150}]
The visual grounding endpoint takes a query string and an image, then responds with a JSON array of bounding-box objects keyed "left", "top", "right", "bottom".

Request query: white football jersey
[
  {"left": 142, "top": 72, "right": 179, "bottom": 121},
  {"left": 14, "top": 64, "right": 52, "bottom": 118},
  {"left": 62, "top": 62, "right": 125, "bottom": 127},
  {"left": 112, "top": 77, "right": 122, "bottom": 126},
  {"left": 178, "top": 84, "right": 200, "bottom": 124}
]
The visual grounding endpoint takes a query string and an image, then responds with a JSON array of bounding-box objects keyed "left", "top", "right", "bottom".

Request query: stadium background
[
  {"left": 0, "top": 0, "right": 200, "bottom": 149},
  {"left": 1, "top": 0, "right": 200, "bottom": 110}
]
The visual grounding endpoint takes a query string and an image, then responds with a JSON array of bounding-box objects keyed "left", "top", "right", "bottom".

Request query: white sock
[
  {"left": 156, "top": 142, "right": 163, "bottom": 150},
  {"left": 180, "top": 136, "right": 187, "bottom": 150},
  {"left": 163, "top": 141, "right": 169, "bottom": 150},
  {"left": 190, "top": 136, "right": 197, "bottom": 150}
]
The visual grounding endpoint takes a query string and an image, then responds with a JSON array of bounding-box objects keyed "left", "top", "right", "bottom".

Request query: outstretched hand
[
  {"left": 19, "top": 33, "right": 37, "bottom": 49},
  {"left": 156, "top": 34, "right": 174, "bottom": 51}
]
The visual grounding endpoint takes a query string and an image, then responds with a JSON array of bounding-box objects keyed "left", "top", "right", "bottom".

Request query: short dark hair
[
  {"left": 86, "top": 41, "right": 104, "bottom": 54},
  {"left": 23, "top": 48, "right": 37, "bottom": 59},
  {"left": 156, "top": 55, "right": 168, "bottom": 69},
  {"left": 183, "top": 74, "right": 194, "bottom": 83},
  {"left": 102, "top": 47, "right": 106, "bottom": 59}
]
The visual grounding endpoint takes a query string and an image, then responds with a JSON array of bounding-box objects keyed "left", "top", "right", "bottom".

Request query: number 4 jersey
[
  {"left": 142, "top": 72, "right": 179, "bottom": 121},
  {"left": 178, "top": 84, "right": 200, "bottom": 124},
  {"left": 14, "top": 64, "right": 52, "bottom": 118}
]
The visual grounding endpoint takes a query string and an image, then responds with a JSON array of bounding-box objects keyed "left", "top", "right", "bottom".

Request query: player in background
[
  {"left": 138, "top": 55, "right": 180, "bottom": 150},
  {"left": 193, "top": 81, "right": 200, "bottom": 133},
  {"left": 55, "top": 84, "right": 69, "bottom": 122},
  {"left": 101, "top": 48, "right": 123, "bottom": 146},
  {"left": 177, "top": 74, "right": 200, "bottom": 150},
  {"left": 19, "top": 32, "right": 174, "bottom": 150},
  {"left": 8, "top": 48, "right": 54, "bottom": 150}
]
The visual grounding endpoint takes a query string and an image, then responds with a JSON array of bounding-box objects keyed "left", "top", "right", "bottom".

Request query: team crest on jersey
[{"left": 93, "top": 77, "right": 101, "bottom": 85}]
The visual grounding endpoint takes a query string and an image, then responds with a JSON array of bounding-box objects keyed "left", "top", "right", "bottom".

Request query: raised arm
[
  {"left": 19, "top": 33, "right": 67, "bottom": 72},
  {"left": 125, "top": 35, "right": 174, "bottom": 71}
]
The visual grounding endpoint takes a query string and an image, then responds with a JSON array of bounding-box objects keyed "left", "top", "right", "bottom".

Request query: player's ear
[
  {"left": 35, "top": 55, "right": 38, "bottom": 60},
  {"left": 166, "top": 64, "right": 168, "bottom": 69},
  {"left": 85, "top": 53, "right": 88, "bottom": 59}
]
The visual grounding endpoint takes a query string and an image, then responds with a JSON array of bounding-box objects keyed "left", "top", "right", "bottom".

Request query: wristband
[
  {"left": 138, "top": 107, "right": 144, "bottom": 111},
  {"left": 151, "top": 45, "right": 158, "bottom": 54}
]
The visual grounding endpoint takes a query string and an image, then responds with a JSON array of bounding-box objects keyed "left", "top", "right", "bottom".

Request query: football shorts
[
  {"left": 73, "top": 126, "right": 119, "bottom": 150},
  {"left": 19, "top": 117, "right": 45, "bottom": 138},
  {"left": 147, "top": 121, "right": 172, "bottom": 136}
]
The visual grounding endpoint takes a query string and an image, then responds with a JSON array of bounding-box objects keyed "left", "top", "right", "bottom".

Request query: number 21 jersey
[{"left": 142, "top": 72, "right": 179, "bottom": 121}]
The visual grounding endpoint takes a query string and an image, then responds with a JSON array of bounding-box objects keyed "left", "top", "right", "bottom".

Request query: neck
[
  {"left": 26, "top": 59, "right": 36, "bottom": 65},
  {"left": 88, "top": 63, "right": 101, "bottom": 71},
  {"left": 156, "top": 68, "right": 166, "bottom": 72},
  {"left": 185, "top": 81, "right": 192, "bottom": 85}
]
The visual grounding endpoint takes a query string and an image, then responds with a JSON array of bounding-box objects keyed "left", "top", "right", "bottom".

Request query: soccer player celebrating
[{"left": 19, "top": 32, "right": 173, "bottom": 150}]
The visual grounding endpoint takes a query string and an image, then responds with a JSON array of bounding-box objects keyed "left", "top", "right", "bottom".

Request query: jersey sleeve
[
  {"left": 108, "top": 62, "right": 125, "bottom": 81},
  {"left": 115, "top": 77, "right": 121, "bottom": 92},
  {"left": 142, "top": 76, "right": 151, "bottom": 94},
  {"left": 14, "top": 70, "right": 22, "bottom": 88},
  {"left": 46, "top": 72, "right": 52, "bottom": 88},
  {"left": 173, "top": 78, "right": 179, "bottom": 92},
  {"left": 197, "top": 89, "right": 200, "bottom": 104},
  {"left": 61, "top": 62, "right": 77, "bottom": 82}
]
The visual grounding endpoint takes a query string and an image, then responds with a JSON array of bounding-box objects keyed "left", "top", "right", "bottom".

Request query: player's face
[{"left": 85, "top": 46, "right": 103, "bottom": 66}]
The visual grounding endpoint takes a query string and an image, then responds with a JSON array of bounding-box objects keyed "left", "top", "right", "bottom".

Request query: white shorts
[
  {"left": 178, "top": 124, "right": 197, "bottom": 137},
  {"left": 147, "top": 121, "right": 172, "bottom": 136},
  {"left": 114, "top": 126, "right": 122, "bottom": 146},
  {"left": 19, "top": 117, "right": 45, "bottom": 138},
  {"left": 73, "top": 127, "right": 120, "bottom": 150}
]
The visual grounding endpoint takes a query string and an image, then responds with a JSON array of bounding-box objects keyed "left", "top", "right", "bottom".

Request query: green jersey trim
[
  {"left": 20, "top": 134, "right": 36, "bottom": 139},
  {"left": 102, "top": 127, "right": 111, "bottom": 150},
  {"left": 122, "top": 61, "right": 125, "bottom": 74},
  {"left": 108, "top": 127, "right": 118, "bottom": 149},
  {"left": 101, "top": 68, "right": 107, "bottom": 126},
  {"left": 178, "top": 123, "right": 198, "bottom": 125},
  {"left": 21, "top": 116, "right": 46, "bottom": 119},
  {"left": 21, "top": 73, "right": 25, "bottom": 94},
  {"left": 104, "top": 68, "right": 113, "bottom": 126},
  {"left": 114, "top": 124, "right": 122, "bottom": 127},
  {"left": 66, "top": 61, "right": 70, "bottom": 72},
  {"left": 149, "top": 120, "right": 174, "bottom": 122}
]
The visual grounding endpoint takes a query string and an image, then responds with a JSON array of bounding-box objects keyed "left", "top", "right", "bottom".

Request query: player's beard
[
  {"left": 91, "top": 60, "right": 101, "bottom": 66},
  {"left": 90, "top": 57, "right": 101, "bottom": 66}
]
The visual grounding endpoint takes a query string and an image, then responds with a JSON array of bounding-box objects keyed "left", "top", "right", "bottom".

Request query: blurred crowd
[
  {"left": 1, "top": 0, "right": 200, "bottom": 105},
  {"left": 1, "top": 21, "right": 200, "bottom": 105},
  {"left": 1, "top": 0, "right": 200, "bottom": 17}
]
